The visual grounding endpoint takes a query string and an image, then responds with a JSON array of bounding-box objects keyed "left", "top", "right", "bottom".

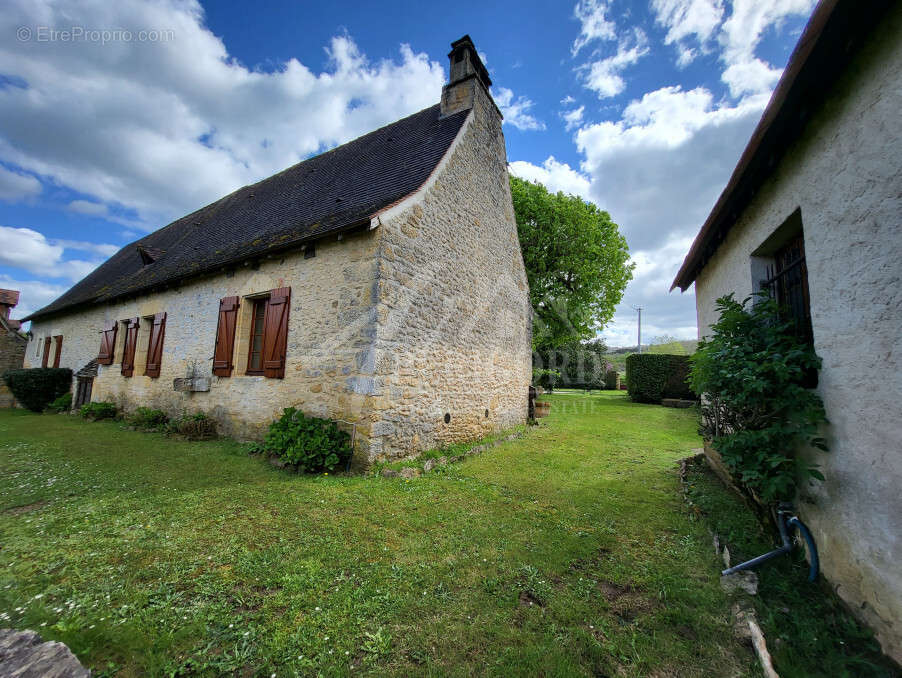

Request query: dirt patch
[
  {"left": 4, "top": 500, "right": 48, "bottom": 515},
  {"left": 568, "top": 546, "right": 611, "bottom": 572},
  {"left": 598, "top": 580, "right": 658, "bottom": 624}
]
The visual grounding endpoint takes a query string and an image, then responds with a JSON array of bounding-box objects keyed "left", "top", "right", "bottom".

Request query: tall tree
[{"left": 510, "top": 176, "right": 633, "bottom": 349}]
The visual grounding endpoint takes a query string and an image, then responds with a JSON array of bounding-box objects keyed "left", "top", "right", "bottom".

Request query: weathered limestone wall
[
  {"left": 367, "top": 83, "right": 532, "bottom": 459},
  {"left": 26, "top": 231, "right": 381, "bottom": 445},
  {"left": 694, "top": 6, "right": 902, "bottom": 661}
]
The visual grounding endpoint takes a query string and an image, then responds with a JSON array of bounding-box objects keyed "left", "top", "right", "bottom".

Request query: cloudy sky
[{"left": 0, "top": 0, "right": 815, "bottom": 343}]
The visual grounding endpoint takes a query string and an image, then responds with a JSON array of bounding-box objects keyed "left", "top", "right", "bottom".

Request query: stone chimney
[
  {"left": 0, "top": 289, "right": 19, "bottom": 321},
  {"left": 440, "top": 35, "right": 494, "bottom": 118}
]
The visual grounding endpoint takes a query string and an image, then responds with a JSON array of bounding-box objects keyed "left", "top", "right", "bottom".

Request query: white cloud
[
  {"left": 572, "top": 0, "right": 616, "bottom": 56},
  {"left": 509, "top": 157, "right": 591, "bottom": 198},
  {"left": 67, "top": 199, "right": 108, "bottom": 216},
  {"left": 0, "top": 0, "right": 446, "bottom": 229},
  {"left": 581, "top": 29, "right": 649, "bottom": 99},
  {"left": 719, "top": 0, "right": 815, "bottom": 96},
  {"left": 493, "top": 87, "right": 546, "bottom": 131},
  {"left": 0, "top": 166, "right": 41, "bottom": 201},
  {"left": 561, "top": 105, "right": 585, "bottom": 131},
  {"left": 721, "top": 57, "right": 782, "bottom": 97},
  {"left": 599, "top": 236, "right": 700, "bottom": 347},
  {"left": 562, "top": 84, "right": 769, "bottom": 343},
  {"left": 651, "top": 0, "right": 724, "bottom": 66},
  {"left": 0, "top": 225, "right": 117, "bottom": 281},
  {"left": 0, "top": 275, "right": 67, "bottom": 324}
]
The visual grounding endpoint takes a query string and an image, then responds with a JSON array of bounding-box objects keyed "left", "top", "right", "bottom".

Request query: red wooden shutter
[
  {"left": 212, "top": 296, "right": 239, "bottom": 377},
  {"left": 52, "top": 336, "right": 63, "bottom": 368},
  {"left": 262, "top": 287, "right": 290, "bottom": 379},
  {"left": 144, "top": 312, "right": 166, "bottom": 378},
  {"left": 97, "top": 322, "right": 118, "bottom": 365},
  {"left": 41, "top": 337, "right": 51, "bottom": 367},
  {"left": 121, "top": 318, "right": 140, "bottom": 377}
]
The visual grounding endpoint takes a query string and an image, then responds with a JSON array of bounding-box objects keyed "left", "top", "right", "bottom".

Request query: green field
[{"left": 0, "top": 393, "right": 883, "bottom": 676}]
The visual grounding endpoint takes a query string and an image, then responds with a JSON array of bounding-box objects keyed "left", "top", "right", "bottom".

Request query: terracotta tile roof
[{"left": 26, "top": 104, "right": 468, "bottom": 320}]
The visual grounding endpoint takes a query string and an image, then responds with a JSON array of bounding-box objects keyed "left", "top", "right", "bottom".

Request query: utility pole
[{"left": 633, "top": 306, "right": 643, "bottom": 353}]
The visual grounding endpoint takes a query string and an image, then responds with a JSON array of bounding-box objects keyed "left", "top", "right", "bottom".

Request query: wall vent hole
[
  {"left": 444, "top": 413, "right": 451, "bottom": 424},
  {"left": 484, "top": 409, "right": 489, "bottom": 418}
]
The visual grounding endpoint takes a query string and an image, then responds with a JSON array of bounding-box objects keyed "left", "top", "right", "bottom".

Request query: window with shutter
[
  {"left": 246, "top": 298, "right": 268, "bottom": 375},
  {"left": 144, "top": 312, "right": 167, "bottom": 378},
  {"left": 52, "top": 335, "right": 63, "bottom": 368},
  {"left": 97, "top": 322, "right": 118, "bottom": 365},
  {"left": 213, "top": 296, "right": 239, "bottom": 377},
  {"left": 262, "top": 287, "right": 290, "bottom": 379},
  {"left": 121, "top": 318, "right": 140, "bottom": 377},
  {"left": 41, "top": 337, "right": 51, "bottom": 367}
]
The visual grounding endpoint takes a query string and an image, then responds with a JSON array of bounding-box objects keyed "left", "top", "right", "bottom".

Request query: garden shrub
[
  {"left": 603, "top": 369, "right": 619, "bottom": 390},
  {"left": 625, "top": 354, "right": 693, "bottom": 403},
  {"left": 262, "top": 407, "right": 351, "bottom": 473},
  {"left": 80, "top": 401, "right": 118, "bottom": 420},
  {"left": 2, "top": 368, "right": 72, "bottom": 412},
  {"left": 170, "top": 412, "right": 217, "bottom": 440},
  {"left": 532, "top": 368, "right": 560, "bottom": 392},
  {"left": 690, "top": 294, "right": 827, "bottom": 504},
  {"left": 48, "top": 392, "right": 73, "bottom": 413},
  {"left": 127, "top": 407, "right": 169, "bottom": 429}
]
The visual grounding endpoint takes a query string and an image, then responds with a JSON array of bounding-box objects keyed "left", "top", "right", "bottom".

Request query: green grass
[
  {"left": 0, "top": 394, "right": 775, "bottom": 675},
  {"left": 683, "top": 460, "right": 898, "bottom": 678}
]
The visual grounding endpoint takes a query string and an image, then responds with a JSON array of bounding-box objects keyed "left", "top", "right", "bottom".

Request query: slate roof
[{"left": 26, "top": 104, "right": 469, "bottom": 320}]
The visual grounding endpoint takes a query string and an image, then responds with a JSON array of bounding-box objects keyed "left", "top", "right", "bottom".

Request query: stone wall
[
  {"left": 26, "top": 230, "right": 381, "bottom": 446},
  {"left": 0, "top": 323, "right": 27, "bottom": 407},
  {"left": 25, "top": 85, "right": 531, "bottom": 463},
  {"left": 367, "top": 81, "right": 532, "bottom": 458},
  {"left": 693, "top": 5, "right": 902, "bottom": 661}
]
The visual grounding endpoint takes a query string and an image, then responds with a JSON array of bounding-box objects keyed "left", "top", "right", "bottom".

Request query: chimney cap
[{"left": 447, "top": 34, "right": 492, "bottom": 89}]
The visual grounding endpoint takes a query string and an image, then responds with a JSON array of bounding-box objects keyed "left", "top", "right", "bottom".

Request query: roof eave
[{"left": 671, "top": 0, "right": 893, "bottom": 292}]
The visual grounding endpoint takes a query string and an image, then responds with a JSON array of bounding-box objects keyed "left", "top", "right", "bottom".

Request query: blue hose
[{"left": 788, "top": 516, "right": 819, "bottom": 582}]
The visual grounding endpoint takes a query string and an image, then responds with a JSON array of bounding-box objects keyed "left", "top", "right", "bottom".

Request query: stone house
[
  {"left": 672, "top": 0, "right": 901, "bottom": 661},
  {"left": 22, "top": 36, "right": 532, "bottom": 463},
  {"left": 0, "top": 289, "right": 27, "bottom": 408}
]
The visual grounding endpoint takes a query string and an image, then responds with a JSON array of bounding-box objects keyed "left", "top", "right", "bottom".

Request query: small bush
[
  {"left": 263, "top": 407, "right": 351, "bottom": 473},
  {"left": 80, "top": 401, "right": 118, "bottom": 420},
  {"left": 48, "top": 392, "right": 73, "bottom": 413},
  {"left": 169, "top": 412, "right": 217, "bottom": 440},
  {"left": 128, "top": 407, "right": 169, "bottom": 430},
  {"left": 625, "top": 354, "right": 694, "bottom": 403},
  {"left": 2, "top": 368, "right": 72, "bottom": 412},
  {"left": 603, "top": 369, "right": 619, "bottom": 390}
]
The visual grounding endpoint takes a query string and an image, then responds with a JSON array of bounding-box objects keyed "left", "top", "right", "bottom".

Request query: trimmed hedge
[
  {"left": 2, "top": 368, "right": 72, "bottom": 412},
  {"left": 625, "top": 354, "right": 694, "bottom": 404}
]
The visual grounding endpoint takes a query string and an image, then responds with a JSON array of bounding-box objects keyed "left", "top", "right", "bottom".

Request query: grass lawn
[{"left": 0, "top": 393, "right": 796, "bottom": 675}]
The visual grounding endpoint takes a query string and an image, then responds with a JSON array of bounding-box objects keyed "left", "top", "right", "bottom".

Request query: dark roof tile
[{"left": 27, "top": 104, "right": 467, "bottom": 320}]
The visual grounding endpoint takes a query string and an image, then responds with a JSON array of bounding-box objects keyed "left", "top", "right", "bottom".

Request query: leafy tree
[{"left": 510, "top": 176, "right": 633, "bottom": 349}]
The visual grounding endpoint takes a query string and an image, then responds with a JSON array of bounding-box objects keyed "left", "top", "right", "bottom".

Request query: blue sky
[{"left": 0, "top": 0, "right": 815, "bottom": 345}]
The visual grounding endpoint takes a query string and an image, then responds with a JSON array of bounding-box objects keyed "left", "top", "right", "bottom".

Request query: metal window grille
[{"left": 762, "top": 234, "right": 813, "bottom": 345}]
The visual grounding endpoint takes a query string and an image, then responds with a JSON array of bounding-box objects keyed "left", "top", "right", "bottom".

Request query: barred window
[{"left": 762, "top": 233, "right": 813, "bottom": 345}]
